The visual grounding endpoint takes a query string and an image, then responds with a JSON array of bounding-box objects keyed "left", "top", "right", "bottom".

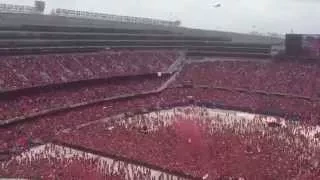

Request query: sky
[{"left": 2, "top": 0, "right": 320, "bottom": 34}]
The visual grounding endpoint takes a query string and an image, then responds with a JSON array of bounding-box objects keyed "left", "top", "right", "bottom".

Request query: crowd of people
[
  {"left": 53, "top": 108, "right": 320, "bottom": 179},
  {"left": 1, "top": 142, "right": 191, "bottom": 180},
  {"left": 2, "top": 51, "right": 320, "bottom": 123},
  {"left": 3, "top": 106, "right": 319, "bottom": 179},
  {"left": 164, "top": 88, "right": 315, "bottom": 122},
  {"left": 0, "top": 75, "right": 169, "bottom": 121},
  {"left": 2, "top": 51, "right": 320, "bottom": 179},
  {"left": 177, "top": 61, "right": 319, "bottom": 98},
  {"left": 1, "top": 88, "right": 319, "bottom": 156},
  {"left": 2, "top": 157, "right": 123, "bottom": 179},
  {"left": 0, "top": 50, "right": 178, "bottom": 91}
]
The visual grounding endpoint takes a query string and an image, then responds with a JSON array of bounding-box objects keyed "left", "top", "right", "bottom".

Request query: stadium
[{"left": 0, "top": 1, "right": 320, "bottom": 179}]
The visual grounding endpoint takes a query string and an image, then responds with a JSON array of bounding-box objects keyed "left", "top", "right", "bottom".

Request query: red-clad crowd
[
  {"left": 0, "top": 75, "right": 169, "bottom": 121},
  {"left": 177, "top": 61, "right": 319, "bottom": 97},
  {"left": 2, "top": 51, "right": 320, "bottom": 179},
  {"left": 0, "top": 50, "right": 178, "bottom": 91},
  {"left": 163, "top": 88, "right": 315, "bottom": 121},
  {"left": 1, "top": 88, "right": 319, "bottom": 156},
  {"left": 54, "top": 113, "right": 319, "bottom": 179},
  {"left": 1, "top": 157, "right": 123, "bottom": 180}
]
